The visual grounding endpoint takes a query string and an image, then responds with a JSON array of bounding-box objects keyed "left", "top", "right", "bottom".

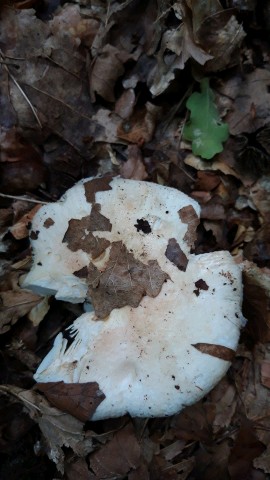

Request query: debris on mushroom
[{"left": 23, "top": 175, "right": 245, "bottom": 420}]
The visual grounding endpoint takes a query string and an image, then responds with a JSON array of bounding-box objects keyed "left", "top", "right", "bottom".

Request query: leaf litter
[{"left": 0, "top": 0, "right": 270, "bottom": 479}]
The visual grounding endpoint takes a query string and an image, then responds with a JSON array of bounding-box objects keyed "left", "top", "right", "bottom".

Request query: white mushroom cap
[{"left": 24, "top": 176, "right": 244, "bottom": 420}]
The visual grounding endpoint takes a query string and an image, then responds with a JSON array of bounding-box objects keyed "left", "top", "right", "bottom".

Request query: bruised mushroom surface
[{"left": 23, "top": 176, "right": 244, "bottom": 420}]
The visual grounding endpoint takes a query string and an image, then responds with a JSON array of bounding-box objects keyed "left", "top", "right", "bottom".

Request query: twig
[
  {"left": 26, "top": 83, "right": 94, "bottom": 122},
  {"left": 0, "top": 193, "right": 49, "bottom": 204},
  {"left": 0, "top": 49, "right": 42, "bottom": 128}
]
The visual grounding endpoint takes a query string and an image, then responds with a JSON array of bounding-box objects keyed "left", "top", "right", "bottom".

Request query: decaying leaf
[
  {"left": 115, "top": 88, "right": 136, "bottom": 119},
  {"left": 243, "top": 224, "right": 270, "bottom": 268},
  {"left": 192, "top": 343, "right": 235, "bottom": 362},
  {"left": 0, "top": 128, "right": 47, "bottom": 194},
  {"left": 89, "top": 45, "right": 133, "bottom": 102},
  {"left": 86, "top": 241, "right": 169, "bottom": 319},
  {"left": 36, "top": 382, "right": 105, "bottom": 422},
  {"left": 249, "top": 176, "right": 270, "bottom": 222},
  {"left": 183, "top": 79, "right": 229, "bottom": 160},
  {"left": 149, "top": 21, "right": 212, "bottom": 97},
  {"left": 165, "top": 238, "right": 188, "bottom": 271},
  {"left": 149, "top": 1, "right": 213, "bottom": 96},
  {"left": 195, "top": 12, "right": 245, "bottom": 72},
  {"left": 89, "top": 423, "right": 141, "bottom": 478},
  {"left": 10, "top": 204, "right": 41, "bottom": 239},
  {"left": 50, "top": 3, "right": 100, "bottom": 48},
  {"left": 228, "top": 421, "right": 265, "bottom": 480},
  {"left": 0, "top": 289, "right": 43, "bottom": 334},
  {"left": 120, "top": 145, "right": 148, "bottom": 181},
  {"left": 235, "top": 344, "right": 270, "bottom": 431},
  {"left": 242, "top": 261, "right": 270, "bottom": 342},
  {"left": 1, "top": 1, "right": 270, "bottom": 479},
  {"left": 0, "top": 385, "right": 95, "bottom": 474},
  {"left": 223, "top": 69, "right": 270, "bottom": 135},
  {"left": 253, "top": 444, "right": 270, "bottom": 474},
  {"left": 178, "top": 205, "right": 200, "bottom": 249},
  {"left": 117, "top": 103, "right": 159, "bottom": 145}
]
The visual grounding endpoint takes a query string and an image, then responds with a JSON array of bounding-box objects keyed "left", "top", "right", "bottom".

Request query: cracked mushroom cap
[{"left": 24, "top": 176, "right": 244, "bottom": 420}]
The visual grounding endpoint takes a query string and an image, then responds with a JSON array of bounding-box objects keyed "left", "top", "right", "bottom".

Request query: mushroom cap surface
[{"left": 24, "top": 176, "right": 244, "bottom": 419}]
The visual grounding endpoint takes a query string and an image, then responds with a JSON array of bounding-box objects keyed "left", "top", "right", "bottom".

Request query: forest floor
[{"left": 0, "top": 1, "right": 270, "bottom": 479}]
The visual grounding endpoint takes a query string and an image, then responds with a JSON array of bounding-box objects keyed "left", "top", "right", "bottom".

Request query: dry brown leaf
[
  {"left": 235, "top": 344, "right": 270, "bottom": 432},
  {"left": 120, "top": 145, "right": 148, "bottom": 180},
  {"left": 0, "top": 8, "right": 50, "bottom": 58},
  {"left": 200, "top": 202, "right": 226, "bottom": 220},
  {"left": 261, "top": 360, "right": 270, "bottom": 389},
  {"left": 172, "top": 402, "right": 216, "bottom": 443},
  {"left": 253, "top": 444, "right": 270, "bottom": 474},
  {"left": 208, "top": 377, "right": 237, "bottom": 434},
  {"left": 117, "top": 103, "right": 159, "bottom": 145},
  {"left": 179, "top": 205, "right": 200, "bottom": 249},
  {"left": 0, "top": 128, "right": 47, "bottom": 194},
  {"left": 203, "top": 220, "right": 225, "bottom": 246},
  {"left": 89, "top": 44, "right": 133, "bottom": 102},
  {"left": 87, "top": 241, "right": 169, "bottom": 319},
  {"left": 10, "top": 204, "right": 41, "bottom": 239},
  {"left": 184, "top": 153, "right": 242, "bottom": 180},
  {"left": 28, "top": 295, "right": 50, "bottom": 327},
  {"left": 194, "top": 171, "right": 221, "bottom": 191},
  {"left": 65, "top": 457, "right": 96, "bottom": 480},
  {"left": 90, "top": 423, "right": 141, "bottom": 478},
  {"left": 243, "top": 224, "right": 270, "bottom": 268},
  {"left": 115, "top": 89, "right": 136, "bottom": 119},
  {"left": 128, "top": 462, "right": 150, "bottom": 480},
  {"left": 149, "top": 5, "right": 212, "bottom": 96},
  {"left": 0, "top": 9, "right": 99, "bottom": 154},
  {"left": 165, "top": 238, "right": 188, "bottom": 271},
  {"left": 36, "top": 382, "right": 105, "bottom": 422},
  {"left": 228, "top": 421, "right": 265, "bottom": 480},
  {"left": 194, "top": 440, "right": 231, "bottom": 480},
  {"left": 192, "top": 343, "right": 235, "bottom": 362},
  {"left": 0, "top": 385, "right": 95, "bottom": 474},
  {"left": 92, "top": 109, "right": 124, "bottom": 144},
  {"left": 0, "top": 289, "right": 42, "bottom": 334},
  {"left": 64, "top": 215, "right": 111, "bottom": 258},
  {"left": 160, "top": 440, "right": 185, "bottom": 461},
  {"left": 0, "top": 207, "right": 13, "bottom": 252},
  {"left": 242, "top": 261, "right": 270, "bottom": 342},
  {"left": 250, "top": 176, "right": 270, "bottom": 222},
  {"left": 50, "top": 4, "right": 100, "bottom": 48},
  {"left": 196, "top": 13, "right": 245, "bottom": 72},
  {"left": 223, "top": 69, "right": 270, "bottom": 135}
]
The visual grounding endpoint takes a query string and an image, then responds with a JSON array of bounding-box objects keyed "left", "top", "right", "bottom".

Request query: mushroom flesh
[{"left": 23, "top": 176, "right": 244, "bottom": 420}]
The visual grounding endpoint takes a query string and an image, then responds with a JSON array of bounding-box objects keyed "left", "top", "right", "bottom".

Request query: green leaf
[{"left": 183, "top": 78, "right": 229, "bottom": 160}]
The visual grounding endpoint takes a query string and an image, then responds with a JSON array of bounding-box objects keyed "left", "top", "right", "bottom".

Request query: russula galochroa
[{"left": 23, "top": 175, "right": 244, "bottom": 420}]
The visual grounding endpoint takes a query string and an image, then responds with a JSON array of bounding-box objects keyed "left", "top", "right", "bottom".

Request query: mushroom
[{"left": 23, "top": 175, "right": 244, "bottom": 420}]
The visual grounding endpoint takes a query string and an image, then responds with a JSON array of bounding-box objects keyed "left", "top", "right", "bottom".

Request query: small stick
[
  {"left": 0, "top": 49, "right": 42, "bottom": 128},
  {"left": 0, "top": 192, "right": 49, "bottom": 204}
]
